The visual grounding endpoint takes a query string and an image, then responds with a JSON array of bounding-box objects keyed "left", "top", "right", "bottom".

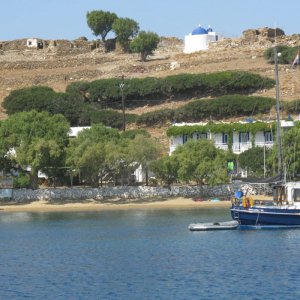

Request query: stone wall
[{"left": 8, "top": 183, "right": 272, "bottom": 203}]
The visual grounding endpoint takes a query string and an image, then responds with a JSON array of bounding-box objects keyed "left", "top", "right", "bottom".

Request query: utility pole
[{"left": 120, "top": 75, "right": 126, "bottom": 131}]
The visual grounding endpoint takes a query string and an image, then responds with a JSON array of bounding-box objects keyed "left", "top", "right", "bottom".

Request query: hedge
[
  {"left": 66, "top": 71, "right": 275, "bottom": 108},
  {"left": 136, "top": 95, "right": 276, "bottom": 126}
]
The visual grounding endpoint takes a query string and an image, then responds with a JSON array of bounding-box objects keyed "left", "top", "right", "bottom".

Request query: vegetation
[
  {"left": 130, "top": 31, "right": 160, "bottom": 61},
  {"left": 174, "top": 95, "right": 275, "bottom": 123},
  {"left": 86, "top": 10, "right": 118, "bottom": 42},
  {"left": 238, "top": 147, "right": 272, "bottom": 177},
  {"left": 138, "top": 96, "right": 276, "bottom": 127},
  {"left": 150, "top": 140, "right": 230, "bottom": 186},
  {"left": 268, "top": 125, "right": 300, "bottom": 180},
  {"left": 166, "top": 121, "right": 276, "bottom": 137},
  {"left": 0, "top": 111, "right": 70, "bottom": 189},
  {"left": 264, "top": 45, "right": 299, "bottom": 64},
  {"left": 66, "top": 71, "right": 275, "bottom": 108},
  {"left": 112, "top": 17, "right": 139, "bottom": 51},
  {"left": 67, "top": 124, "right": 161, "bottom": 186}
]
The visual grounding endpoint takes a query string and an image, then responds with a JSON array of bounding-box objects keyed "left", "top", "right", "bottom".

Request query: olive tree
[
  {"left": 112, "top": 17, "right": 139, "bottom": 51},
  {"left": 86, "top": 10, "right": 118, "bottom": 42},
  {"left": 0, "top": 111, "right": 70, "bottom": 189},
  {"left": 130, "top": 31, "right": 160, "bottom": 61}
]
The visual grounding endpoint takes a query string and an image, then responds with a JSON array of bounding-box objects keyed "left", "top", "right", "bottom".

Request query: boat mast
[{"left": 274, "top": 29, "right": 283, "bottom": 174}]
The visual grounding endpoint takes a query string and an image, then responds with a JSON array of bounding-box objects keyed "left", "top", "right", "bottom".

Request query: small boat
[{"left": 188, "top": 220, "right": 239, "bottom": 231}]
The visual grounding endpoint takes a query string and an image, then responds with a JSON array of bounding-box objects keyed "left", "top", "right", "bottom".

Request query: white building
[
  {"left": 26, "top": 38, "right": 43, "bottom": 49},
  {"left": 169, "top": 120, "right": 295, "bottom": 155},
  {"left": 184, "top": 25, "right": 217, "bottom": 53}
]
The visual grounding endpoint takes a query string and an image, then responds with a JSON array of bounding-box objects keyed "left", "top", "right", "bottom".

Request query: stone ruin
[
  {"left": 242, "top": 27, "right": 285, "bottom": 42},
  {"left": 0, "top": 37, "right": 105, "bottom": 55}
]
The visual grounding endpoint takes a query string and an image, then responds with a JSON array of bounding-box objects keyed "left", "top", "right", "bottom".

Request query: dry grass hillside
[{"left": 1, "top": 28, "right": 300, "bottom": 148}]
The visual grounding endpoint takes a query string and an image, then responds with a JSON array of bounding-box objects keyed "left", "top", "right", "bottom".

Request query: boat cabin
[{"left": 273, "top": 182, "right": 300, "bottom": 205}]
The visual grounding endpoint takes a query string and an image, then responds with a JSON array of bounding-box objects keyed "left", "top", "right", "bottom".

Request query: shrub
[
  {"left": 65, "top": 71, "right": 275, "bottom": 109},
  {"left": 89, "top": 109, "right": 137, "bottom": 129},
  {"left": 174, "top": 95, "right": 275, "bottom": 122},
  {"left": 136, "top": 109, "right": 175, "bottom": 126},
  {"left": 264, "top": 45, "right": 298, "bottom": 64}
]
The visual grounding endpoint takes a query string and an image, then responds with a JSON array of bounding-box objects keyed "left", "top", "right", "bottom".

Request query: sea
[{"left": 1, "top": 207, "right": 300, "bottom": 300}]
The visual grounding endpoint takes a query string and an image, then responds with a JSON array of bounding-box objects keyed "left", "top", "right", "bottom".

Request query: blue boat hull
[{"left": 231, "top": 206, "right": 300, "bottom": 225}]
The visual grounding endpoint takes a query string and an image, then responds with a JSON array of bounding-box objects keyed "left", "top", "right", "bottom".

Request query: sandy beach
[{"left": 0, "top": 197, "right": 232, "bottom": 212}]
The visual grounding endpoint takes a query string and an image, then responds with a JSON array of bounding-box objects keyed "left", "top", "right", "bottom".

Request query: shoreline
[{"left": 0, "top": 197, "right": 232, "bottom": 213}]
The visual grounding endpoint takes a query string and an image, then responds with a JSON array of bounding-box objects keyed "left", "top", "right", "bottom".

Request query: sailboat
[{"left": 230, "top": 40, "right": 300, "bottom": 227}]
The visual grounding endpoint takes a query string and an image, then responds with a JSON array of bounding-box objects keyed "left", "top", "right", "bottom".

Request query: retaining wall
[{"left": 7, "top": 183, "right": 272, "bottom": 203}]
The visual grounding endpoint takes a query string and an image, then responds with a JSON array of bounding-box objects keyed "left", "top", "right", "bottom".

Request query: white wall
[{"left": 184, "top": 32, "right": 217, "bottom": 54}]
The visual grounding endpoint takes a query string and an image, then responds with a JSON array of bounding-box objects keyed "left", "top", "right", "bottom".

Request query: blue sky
[{"left": 1, "top": 0, "right": 300, "bottom": 41}]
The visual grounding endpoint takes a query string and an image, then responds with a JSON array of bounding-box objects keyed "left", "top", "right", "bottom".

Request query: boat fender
[{"left": 242, "top": 197, "right": 253, "bottom": 208}]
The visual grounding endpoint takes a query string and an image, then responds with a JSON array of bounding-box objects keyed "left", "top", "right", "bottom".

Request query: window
[
  {"left": 183, "top": 134, "right": 189, "bottom": 144},
  {"left": 195, "top": 133, "right": 207, "bottom": 140},
  {"left": 264, "top": 131, "right": 273, "bottom": 142},
  {"left": 239, "top": 132, "right": 250, "bottom": 143},
  {"left": 222, "top": 133, "right": 229, "bottom": 144},
  {"left": 293, "top": 189, "right": 300, "bottom": 202}
]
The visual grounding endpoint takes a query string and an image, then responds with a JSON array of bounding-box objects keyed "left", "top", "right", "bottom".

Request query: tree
[
  {"left": 130, "top": 31, "right": 160, "bottom": 61},
  {"left": 67, "top": 124, "right": 121, "bottom": 186},
  {"left": 269, "top": 126, "right": 300, "bottom": 180},
  {"left": 0, "top": 111, "right": 70, "bottom": 189},
  {"left": 86, "top": 10, "right": 118, "bottom": 42},
  {"left": 173, "top": 139, "right": 229, "bottom": 185},
  {"left": 127, "top": 134, "right": 162, "bottom": 185},
  {"left": 2, "top": 86, "right": 88, "bottom": 126},
  {"left": 112, "top": 17, "right": 139, "bottom": 51},
  {"left": 150, "top": 155, "right": 179, "bottom": 186},
  {"left": 3, "top": 86, "right": 58, "bottom": 115},
  {"left": 239, "top": 147, "right": 272, "bottom": 177}
]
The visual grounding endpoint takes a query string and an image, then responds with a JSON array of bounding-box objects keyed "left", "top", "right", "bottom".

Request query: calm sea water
[{"left": 1, "top": 207, "right": 300, "bottom": 300}]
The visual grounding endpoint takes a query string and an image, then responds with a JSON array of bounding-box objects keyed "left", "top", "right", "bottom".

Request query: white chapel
[{"left": 184, "top": 25, "right": 218, "bottom": 54}]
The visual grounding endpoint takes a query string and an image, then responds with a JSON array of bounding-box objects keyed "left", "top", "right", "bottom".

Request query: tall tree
[
  {"left": 112, "top": 17, "right": 139, "bottom": 51},
  {"left": 173, "top": 139, "right": 229, "bottom": 185},
  {"left": 86, "top": 10, "right": 118, "bottom": 42},
  {"left": 269, "top": 126, "right": 300, "bottom": 180},
  {"left": 127, "top": 134, "right": 162, "bottom": 185},
  {"left": 67, "top": 124, "right": 120, "bottom": 186},
  {"left": 2, "top": 86, "right": 88, "bottom": 126},
  {"left": 150, "top": 155, "right": 179, "bottom": 187},
  {"left": 0, "top": 111, "right": 70, "bottom": 189},
  {"left": 239, "top": 147, "right": 272, "bottom": 178},
  {"left": 130, "top": 31, "right": 160, "bottom": 61}
]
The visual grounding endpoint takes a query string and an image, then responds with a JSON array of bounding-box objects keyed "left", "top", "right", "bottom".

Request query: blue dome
[
  {"left": 192, "top": 26, "right": 208, "bottom": 35},
  {"left": 207, "top": 27, "right": 213, "bottom": 33}
]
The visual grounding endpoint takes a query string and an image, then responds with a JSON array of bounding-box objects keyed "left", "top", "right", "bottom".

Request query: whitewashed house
[
  {"left": 184, "top": 25, "right": 217, "bottom": 53},
  {"left": 26, "top": 38, "right": 43, "bottom": 49},
  {"left": 168, "top": 120, "right": 295, "bottom": 155}
]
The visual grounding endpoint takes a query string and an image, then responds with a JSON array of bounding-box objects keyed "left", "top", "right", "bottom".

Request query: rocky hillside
[{"left": 1, "top": 27, "right": 300, "bottom": 141}]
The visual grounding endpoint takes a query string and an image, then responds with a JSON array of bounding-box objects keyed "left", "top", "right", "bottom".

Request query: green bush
[
  {"left": 89, "top": 109, "right": 137, "bottom": 129},
  {"left": 174, "top": 95, "right": 275, "bottom": 122},
  {"left": 3, "top": 86, "right": 58, "bottom": 115},
  {"left": 65, "top": 71, "right": 275, "bottom": 108},
  {"left": 283, "top": 99, "right": 300, "bottom": 114},
  {"left": 264, "top": 45, "right": 298, "bottom": 64},
  {"left": 136, "top": 109, "right": 175, "bottom": 126},
  {"left": 13, "top": 172, "right": 30, "bottom": 188},
  {"left": 136, "top": 95, "right": 276, "bottom": 126}
]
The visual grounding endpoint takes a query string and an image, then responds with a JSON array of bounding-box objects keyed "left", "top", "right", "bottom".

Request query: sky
[{"left": 1, "top": 0, "right": 300, "bottom": 41}]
